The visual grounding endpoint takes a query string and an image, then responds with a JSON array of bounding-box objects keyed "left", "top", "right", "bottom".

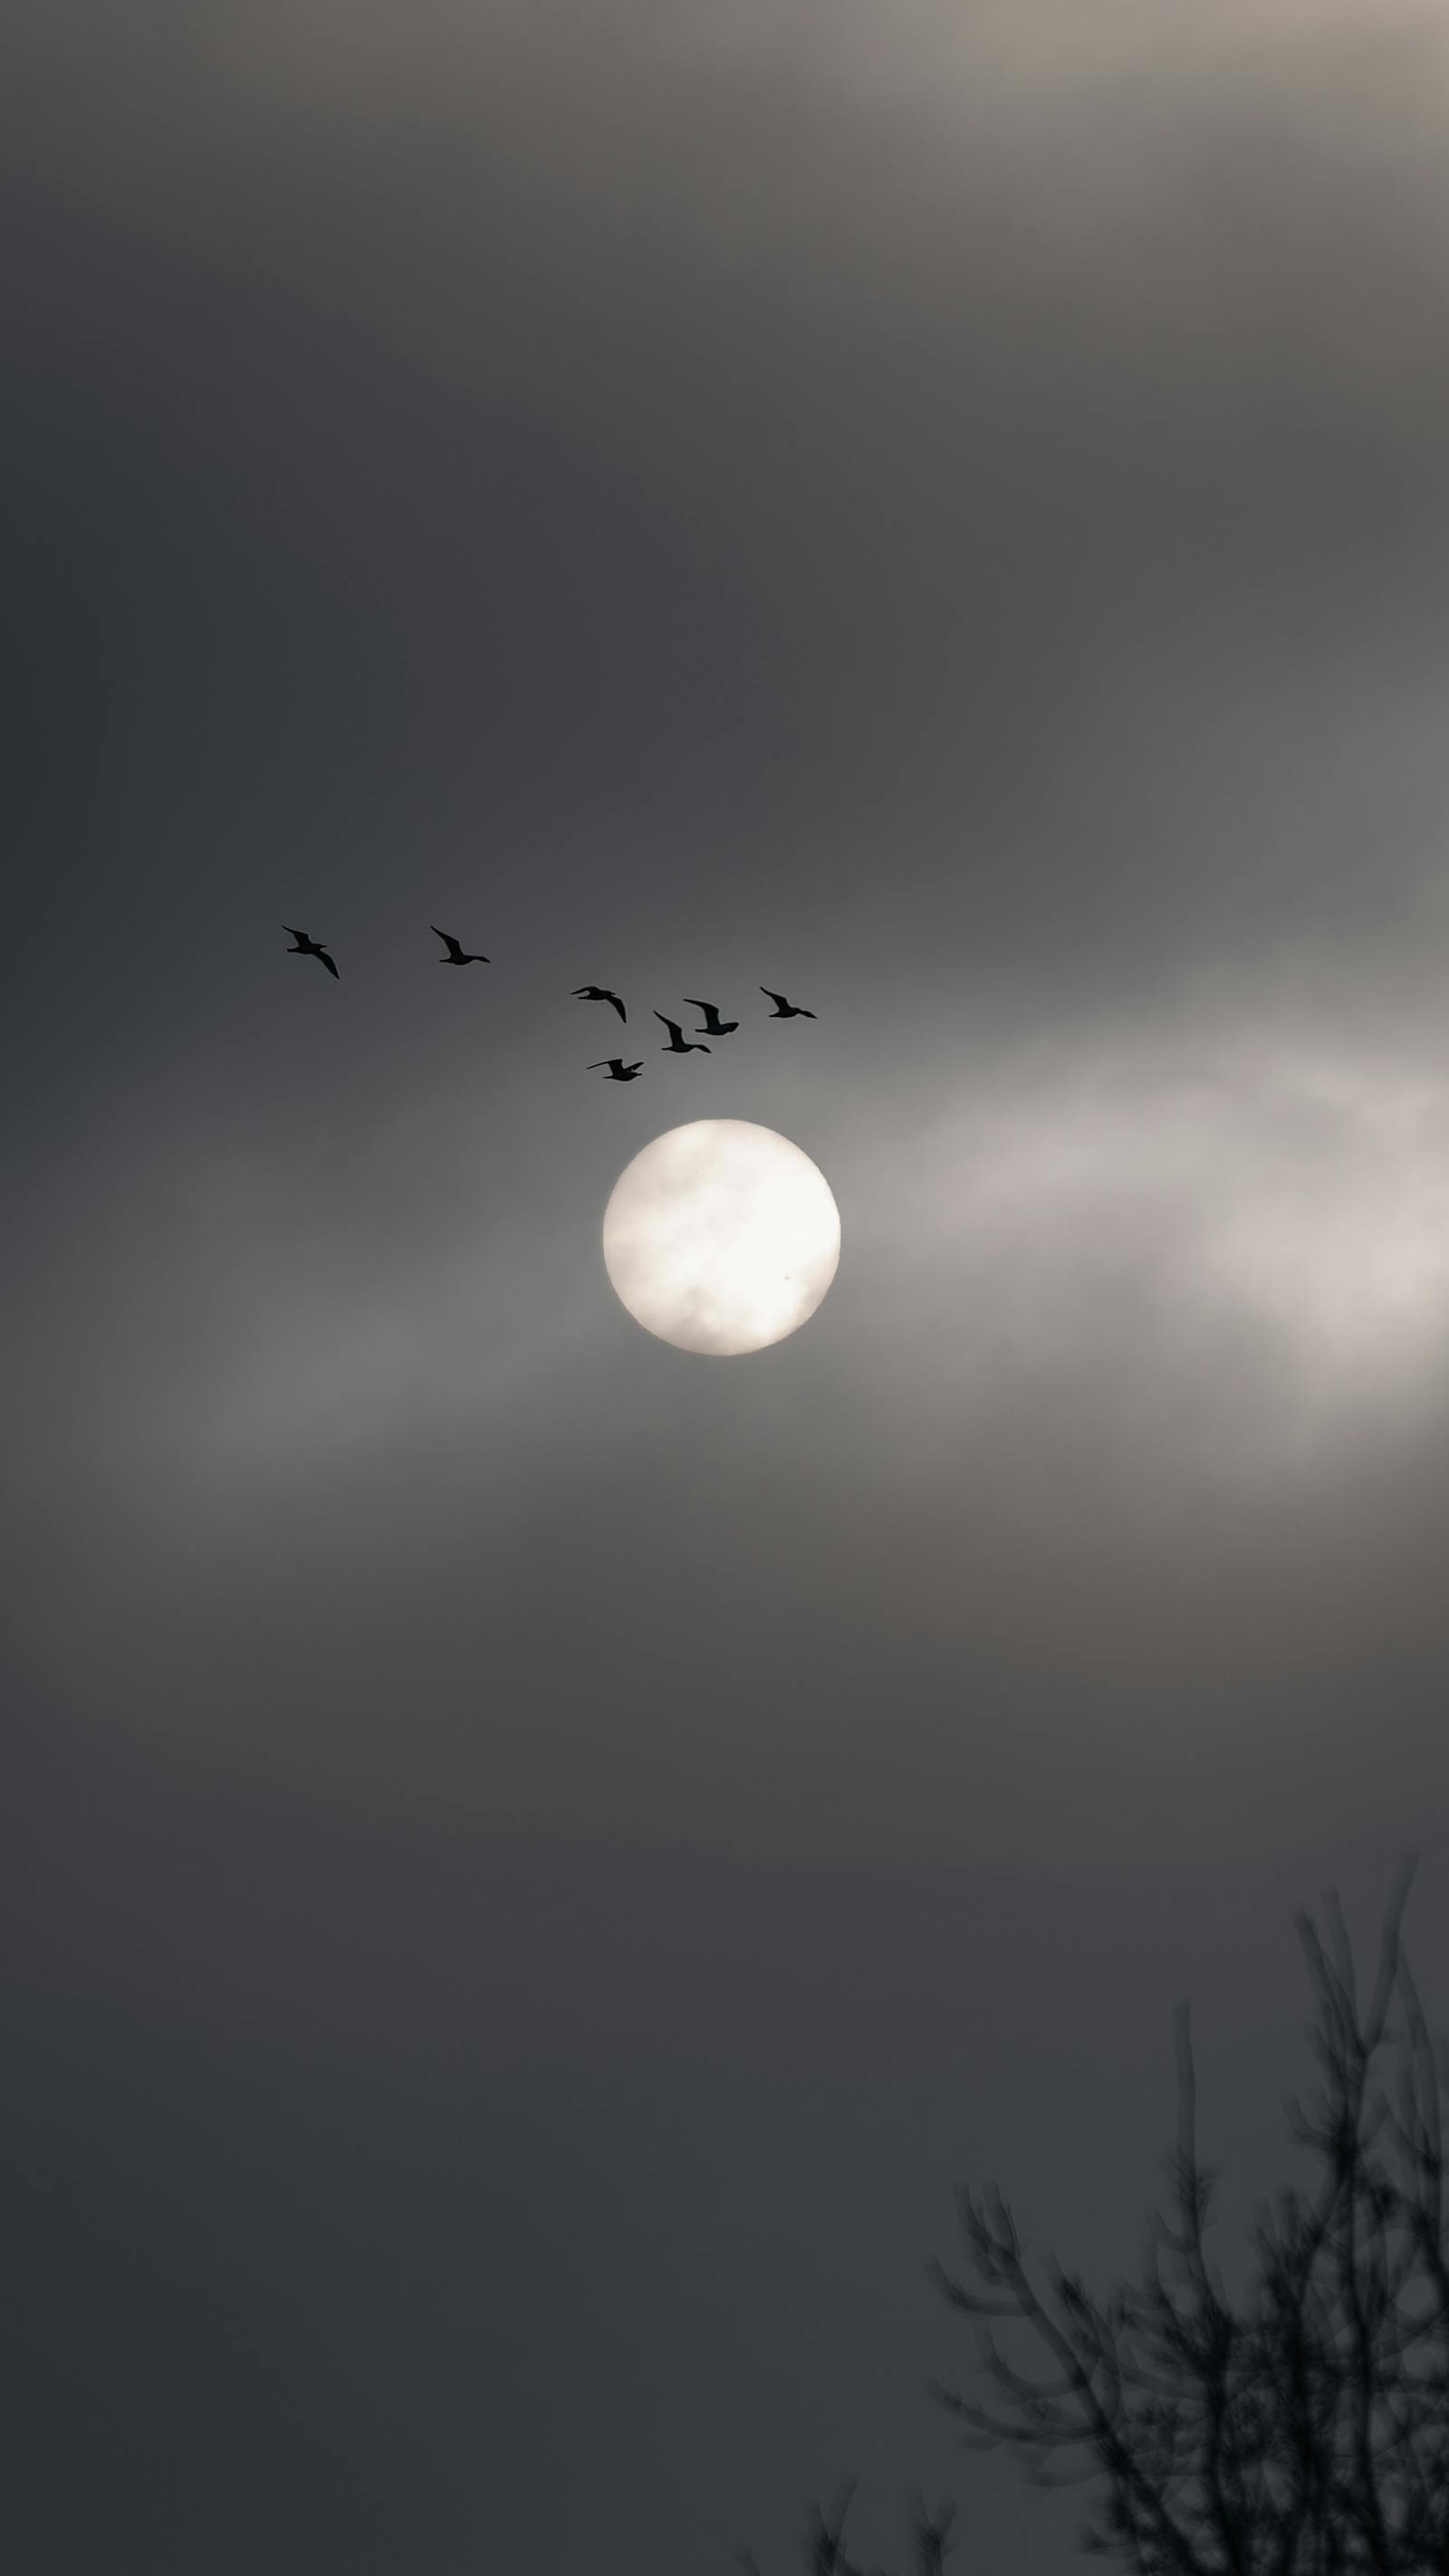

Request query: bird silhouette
[
  {"left": 762, "top": 986, "right": 815, "bottom": 1019},
  {"left": 431, "top": 925, "right": 489, "bottom": 964},
  {"left": 284, "top": 926, "right": 339, "bottom": 979},
  {"left": 684, "top": 998, "right": 739, "bottom": 1037},
  {"left": 574, "top": 986, "right": 627, "bottom": 1023},
  {"left": 589, "top": 1058, "right": 643, "bottom": 1082},
  {"left": 656, "top": 1013, "right": 710, "bottom": 1054}
]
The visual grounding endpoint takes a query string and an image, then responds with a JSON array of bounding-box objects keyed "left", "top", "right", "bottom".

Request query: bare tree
[
  {"left": 744, "top": 1861, "right": 1449, "bottom": 2573},
  {"left": 737, "top": 2478, "right": 956, "bottom": 2576}
]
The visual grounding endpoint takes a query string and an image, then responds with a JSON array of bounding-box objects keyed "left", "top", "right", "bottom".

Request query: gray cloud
[{"left": 7, "top": 5, "right": 1449, "bottom": 2570}]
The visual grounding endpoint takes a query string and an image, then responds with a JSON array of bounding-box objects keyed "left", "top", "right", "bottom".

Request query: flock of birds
[{"left": 283, "top": 926, "right": 817, "bottom": 1080}]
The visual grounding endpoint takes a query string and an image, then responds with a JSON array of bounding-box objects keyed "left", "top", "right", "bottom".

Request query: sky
[{"left": 7, "top": 3, "right": 1449, "bottom": 2568}]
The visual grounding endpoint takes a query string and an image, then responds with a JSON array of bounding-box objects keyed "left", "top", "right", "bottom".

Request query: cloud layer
[{"left": 7, "top": 5, "right": 1449, "bottom": 2571}]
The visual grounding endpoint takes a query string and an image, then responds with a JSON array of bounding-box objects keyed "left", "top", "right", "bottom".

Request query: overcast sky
[{"left": 7, "top": 5, "right": 1449, "bottom": 2569}]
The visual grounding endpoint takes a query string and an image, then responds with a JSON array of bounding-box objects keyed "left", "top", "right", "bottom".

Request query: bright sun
[{"left": 601, "top": 1120, "right": 841, "bottom": 1355}]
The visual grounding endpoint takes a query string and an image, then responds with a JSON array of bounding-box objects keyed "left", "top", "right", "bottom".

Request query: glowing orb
[{"left": 601, "top": 1120, "right": 841, "bottom": 1355}]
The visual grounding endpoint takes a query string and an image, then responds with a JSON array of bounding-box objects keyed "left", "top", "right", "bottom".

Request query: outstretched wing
[
  {"left": 320, "top": 950, "right": 340, "bottom": 979},
  {"left": 654, "top": 1012, "right": 681, "bottom": 1038},
  {"left": 761, "top": 987, "right": 785, "bottom": 1006},
  {"left": 608, "top": 992, "right": 626, "bottom": 1020}
]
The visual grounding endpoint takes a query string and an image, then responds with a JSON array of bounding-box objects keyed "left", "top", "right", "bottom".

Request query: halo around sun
[{"left": 601, "top": 1120, "right": 841, "bottom": 1355}]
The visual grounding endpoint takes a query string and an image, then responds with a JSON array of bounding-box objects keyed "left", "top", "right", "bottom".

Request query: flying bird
[
  {"left": 284, "top": 926, "right": 339, "bottom": 979},
  {"left": 684, "top": 998, "right": 739, "bottom": 1037},
  {"left": 656, "top": 1013, "right": 710, "bottom": 1054},
  {"left": 431, "top": 925, "right": 489, "bottom": 964},
  {"left": 574, "top": 985, "right": 626, "bottom": 1023},
  {"left": 589, "top": 1058, "right": 643, "bottom": 1082},
  {"left": 761, "top": 987, "right": 815, "bottom": 1019}
]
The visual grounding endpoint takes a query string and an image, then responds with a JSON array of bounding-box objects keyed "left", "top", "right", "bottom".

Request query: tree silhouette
[
  {"left": 743, "top": 1861, "right": 1448, "bottom": 2573},
  {"left": 738, "top": 2478, "right": 956, "bottom": 2576}
]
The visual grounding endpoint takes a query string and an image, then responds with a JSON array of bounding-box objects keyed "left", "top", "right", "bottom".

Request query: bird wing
[
  {"left": 655, "top": 1012, "right": 680, "bottom": 1037},
  {"left": 761, "top": 987, "right": 785, "bottom": 1005},
  {"left": 321, "top": 952, "right": 340, "bottom": 978},
  {"left": 682, "top": 998, "right": 711, "bottom": 1011},
  {"left": 608, "top": 993, "right": 626, "bottom": 1020}
]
